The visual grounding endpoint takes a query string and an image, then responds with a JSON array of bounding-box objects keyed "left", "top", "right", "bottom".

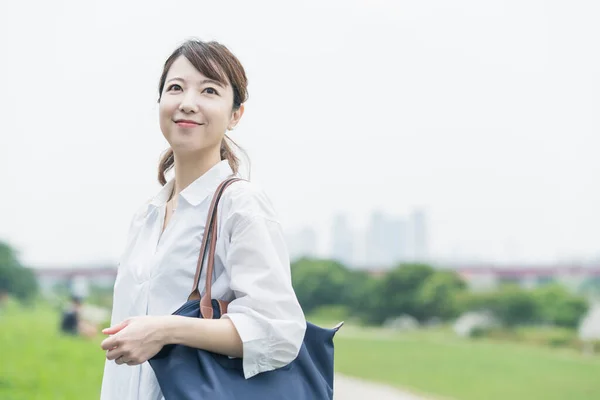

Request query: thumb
[{"left": 102, "top": 319, "right": 130, "bottom": 335}]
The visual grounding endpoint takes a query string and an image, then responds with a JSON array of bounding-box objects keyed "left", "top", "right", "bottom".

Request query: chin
[
  {"left": 170, "top": 141, "right": 203, "bottom": 154},
  {"left": 170, "top": 139, "right": 215, "bottom": 156}
]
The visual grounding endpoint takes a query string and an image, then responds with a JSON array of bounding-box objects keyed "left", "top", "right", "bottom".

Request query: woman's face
[{"left": 159, "top": 55, "right": 243, "bottom": 158}]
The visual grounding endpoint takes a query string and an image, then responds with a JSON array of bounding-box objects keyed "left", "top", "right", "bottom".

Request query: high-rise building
[
  {"left": 364, "top": 208, "right": 429, "bottom": 268},
  {"left": 330, "top": 214, "right": 354, "bottom": 267},
  {"left": 411, "top": 208, "right": 429, "bottom": 262},
  {"left": 388, "top": 216, "right": 410, "bottom": 263},
  {"left": 365, "top": 211, "right": 393, "bottom": 268}
]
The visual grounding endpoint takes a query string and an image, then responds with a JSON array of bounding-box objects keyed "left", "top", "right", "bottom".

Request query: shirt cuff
[{"left": 222, "top": 312, "right": 273, "bottom": 379}]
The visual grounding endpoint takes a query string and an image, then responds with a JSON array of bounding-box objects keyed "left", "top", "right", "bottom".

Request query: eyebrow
[{"left": 166, "top": 77, "right": 225, "bottom": 88}]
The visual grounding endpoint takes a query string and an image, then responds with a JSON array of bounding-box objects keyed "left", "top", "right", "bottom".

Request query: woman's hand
[{"left": 100, "top": 316, "right": 168, "bottom": 366}]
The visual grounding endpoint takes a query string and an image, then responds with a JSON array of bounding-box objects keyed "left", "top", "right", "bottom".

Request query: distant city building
[
  {"left": 331, "top": 214, "right": 356, "bottom": 267},
  {"left": 365, "top": 211, "right": 390, "bottom": 268},
  {"left": 288, "top": 207, "right": 430, "bottom": 269},
  {"left": 330, "top": 214, "right": 354, "bottom": 266},
  {"left": 363, "top": 208, "right": 429, "bottom": 268},
  {"left": 387, "top": 216, "right": 410, "bottom": 263},
  {"left": 410, "top": 208, "right": 429, "bottom": 262},
  {"left": 365, "top": 211, "right": 402, "bottom": 268}
]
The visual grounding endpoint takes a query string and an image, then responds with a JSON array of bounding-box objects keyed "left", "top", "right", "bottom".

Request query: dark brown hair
[{"left": 157, "top": 39, "right": 249, "bottom": 185}]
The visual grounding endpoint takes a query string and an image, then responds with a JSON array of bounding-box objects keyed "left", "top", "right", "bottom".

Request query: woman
[{"left": 100, "top": 39, "right": 306, "bottom": 400}]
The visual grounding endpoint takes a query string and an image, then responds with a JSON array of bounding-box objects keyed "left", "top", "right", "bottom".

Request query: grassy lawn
[
  {"left": 333, "top": 326, "right": 600, "bottom": 400},
  {"left": 0, "top": 303, "right": 105, "bottom": 400},
  {"left": 2, "top": 304, "right": 599, "bottom": 400}
]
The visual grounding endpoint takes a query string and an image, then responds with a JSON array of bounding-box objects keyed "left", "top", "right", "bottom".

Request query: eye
[
  {"left": 166, "top": 84, "right": 182, "bottom": 92},
  {"left": 203, "top": 87, "right": 219, "bottom": 95}
]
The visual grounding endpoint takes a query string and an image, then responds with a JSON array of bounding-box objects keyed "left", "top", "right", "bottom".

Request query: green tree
[
  {"left": 0, "top": 241, "right": 38, "bottom": 302},
  {"left": 340, "top": 269, "right": 379, "bottom": 322},
  {"left": 368, "top": 263, "right": 435, "bottom": 324},
  {"left": 417, "top": 270, "right": 467, "bottom": 320},
  {"left": 531, "top": 284, "right": 588, "bottom": 328},
  {"left": 461, "top": 285, "right": 537, "bottom": 327},
  {"left": 290, "top": 258, "right": 349, "bottom": 314}
]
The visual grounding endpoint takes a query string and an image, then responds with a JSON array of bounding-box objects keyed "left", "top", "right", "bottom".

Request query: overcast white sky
[{"left": 0, "top": 0, "right": 598, "bottom": 267}]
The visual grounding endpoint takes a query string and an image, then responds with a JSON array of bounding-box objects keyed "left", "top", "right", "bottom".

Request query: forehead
[{"left": 166, "top": 55, "right": 229, "bottom": 87}]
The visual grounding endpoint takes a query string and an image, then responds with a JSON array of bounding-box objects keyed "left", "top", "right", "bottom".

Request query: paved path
[{"left": 334, "top": 374, "right": 427, "bottom": 400}]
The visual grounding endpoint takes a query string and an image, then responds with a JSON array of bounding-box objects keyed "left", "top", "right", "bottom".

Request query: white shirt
[{"left": 100, "top": 160, "right": 306, "bottom": 400}]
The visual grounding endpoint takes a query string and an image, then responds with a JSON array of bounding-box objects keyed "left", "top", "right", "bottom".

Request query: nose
[{"left": 178, "top": 90, "right": 199, "bottom": 114}]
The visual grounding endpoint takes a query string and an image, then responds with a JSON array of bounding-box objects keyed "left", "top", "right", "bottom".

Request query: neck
[{"left": 172, "top": 150, "right": 222, "bottom": 199}]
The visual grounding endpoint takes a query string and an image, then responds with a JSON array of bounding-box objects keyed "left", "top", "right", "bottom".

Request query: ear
[{"left": 228, "top": 104, "right": 245, "bottom": 131}]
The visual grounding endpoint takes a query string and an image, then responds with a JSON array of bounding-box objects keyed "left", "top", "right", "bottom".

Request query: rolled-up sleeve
[{"left": 221, "top": 212, "right": 306, "bottom": 379}]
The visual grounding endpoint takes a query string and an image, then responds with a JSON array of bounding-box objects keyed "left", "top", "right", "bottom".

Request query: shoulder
[{"left": 219, "top": 179, "right": 280, "bottom": 226}]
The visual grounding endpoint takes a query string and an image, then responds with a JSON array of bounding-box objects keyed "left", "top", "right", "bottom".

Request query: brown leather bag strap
[
  {"left": 199, "top": 201, "right": 225, "bottom": 319},
  {"left": 188, "top": 177, "right": 242, "bottom": 309}
]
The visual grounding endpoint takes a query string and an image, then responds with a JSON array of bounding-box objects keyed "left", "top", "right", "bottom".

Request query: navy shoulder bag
[{"left": 149, "top": 177, "right": 343, "bottom": 399}]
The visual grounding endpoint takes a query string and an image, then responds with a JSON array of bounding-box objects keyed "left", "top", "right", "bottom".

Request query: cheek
[
  {"left": 158, "top": 102, "right": 174, "bottom": 137},
  {"left": 205, "top": 102, "right": 233, "bottom": 130}
]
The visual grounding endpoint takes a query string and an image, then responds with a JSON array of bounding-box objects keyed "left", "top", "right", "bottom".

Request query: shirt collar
[{"left": 149, "top": 160, "right": 234, "bottom": 209}]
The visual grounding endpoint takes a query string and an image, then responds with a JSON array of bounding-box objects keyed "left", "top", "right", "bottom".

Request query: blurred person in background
[
  {"left": 60, "top": 295, "right": 98, "bottom": 338},
  {"left": 99, "top": 39, "right": 306, "bottom": 400}
]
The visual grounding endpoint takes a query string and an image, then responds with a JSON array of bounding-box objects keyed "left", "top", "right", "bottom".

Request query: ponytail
[
  {"left": 158, "top": 149, "right": 174, "bottom": 186},
  {"left": 220, "top": 135, "right": 240, "bottom": 176}
]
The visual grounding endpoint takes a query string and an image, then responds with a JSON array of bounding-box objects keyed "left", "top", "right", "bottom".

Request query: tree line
[
  {"left": 290, "top": 257, "right": 590, "bottom": 329},
  {"left": 0, "top": 238, "right": 591, "bottom": 331}
]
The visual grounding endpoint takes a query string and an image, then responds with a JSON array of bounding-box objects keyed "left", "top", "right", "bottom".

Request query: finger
[
  {"left": 106, "top": 347, "right": 125, "bottom": 361},
  {"left": 102, "top": 320, "right": 130, "bottom": 335},
  {"left": 115, "top": 356, "right": 128, "bottom": 365},
  {"left": 100, "top": 336, "right": 119, "bottom": 351}
]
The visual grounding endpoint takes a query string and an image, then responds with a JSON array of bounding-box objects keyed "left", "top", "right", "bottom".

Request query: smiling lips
[{"left": 174, "top": 119, "right": 203, "bottom": 128}]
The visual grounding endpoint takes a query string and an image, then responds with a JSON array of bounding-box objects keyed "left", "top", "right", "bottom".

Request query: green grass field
[
  {"left": 0, "top": 304, "right": 105, "bottom": 399},
  {"left": 333, "top": 326, "right": 600, "bottom": 399},
  {"left": 2, "top": 305, "right": 600, "bottom": 399}
]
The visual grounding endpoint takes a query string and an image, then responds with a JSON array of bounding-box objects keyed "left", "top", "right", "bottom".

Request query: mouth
[{"left": 174, "top": 119, "right": 203, "bottom": 127}]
